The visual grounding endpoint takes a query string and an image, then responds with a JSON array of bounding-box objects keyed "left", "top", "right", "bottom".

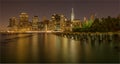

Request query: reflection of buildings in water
[
  {"left": 0, "top": 33, "right": 119, "bottom": 62},
  {"left": 16, "top": 34, "right": 30, "bottom": 62},
  {"left": 31, "top": 33, "right": 39, "bottom": 60},
  {"left": 69, "top": 40, "right": 78, "bottom": 62},
  {"left": 65, "top": 39, "right": 91, "bottom": 62},
  {"left": 44, "top": 33, "right": 58, "bottom": 61},
  {"left": 61, "top": 37, "right": 70, "bottom": 61}
]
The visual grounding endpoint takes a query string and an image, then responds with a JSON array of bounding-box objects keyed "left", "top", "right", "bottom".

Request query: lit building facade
[
  {"left": 70, "top": 8, "right": 82, "bottom": 31},
  {"left": 51, "top": 14, "right": 67, "bottom": 31},
  {"left": 72, "top": 19, "right": 82, "bottom": 28},
  {"left": 8, "top": 17, "right": 19, "bottom": 31},
  {"left": 71, "top": 8, "right": 75, "bottom": 21},
  {"left": 8, "top": 11, "right": 94, "bottom": 32},
  {"left": 32, "top": 16, "right": 39, "bottom": 30},
  {"left": 19, "top": 12, "right": 31, "bottom": 31}
]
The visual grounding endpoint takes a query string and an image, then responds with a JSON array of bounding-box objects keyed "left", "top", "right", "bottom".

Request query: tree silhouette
[{"left": 72, "top": 16, "right": 120, "bottom": 32}]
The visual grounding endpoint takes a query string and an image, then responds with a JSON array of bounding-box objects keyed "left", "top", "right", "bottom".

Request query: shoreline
[{"left": 0, "top": 30, "right": 120, "bottom": 34}]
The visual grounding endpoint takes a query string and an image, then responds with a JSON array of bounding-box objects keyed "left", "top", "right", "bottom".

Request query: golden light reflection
[
  {"left": 81, "top": 39, "right": 91, "bottom": 60},
  {"left": 44, "top": 33, "right": 57, "bottom": 61},
  {"left": 16, "top": 34, "right": 29, "bottom": 62},
  {"left": 32, "top": 33, "right": 39, "bottom": 60},
  {"left": 62, "top": 37, "right": 69, "bottom": 61},
  {"left": 84, "top": 40, "right": 91, "bottom": 60},
  {"left": 69, "top": 40, "right": 78, "bottom": 62}
]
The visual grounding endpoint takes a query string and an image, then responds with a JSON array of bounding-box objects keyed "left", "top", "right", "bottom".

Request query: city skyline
[
  {"left": 0, "top": 0, "right": 120, "bottom": 30},
  {"left": 7, "top": 11, "right": 86, "bottom": 32}
]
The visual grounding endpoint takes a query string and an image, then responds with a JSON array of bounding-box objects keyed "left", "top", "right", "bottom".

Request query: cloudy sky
[{"left": 0, "top": 0, "right": 120, "bottom": 30}]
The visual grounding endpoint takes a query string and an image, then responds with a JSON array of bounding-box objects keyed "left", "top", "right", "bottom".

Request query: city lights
[
  {"left": 8, "top": 8, "right": 94, "bottom": 33},
  {"left": 0, "top": 0, "right": 120, "bottom": 63}
]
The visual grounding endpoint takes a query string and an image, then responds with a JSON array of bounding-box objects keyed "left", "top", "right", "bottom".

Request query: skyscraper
[
  {"left": 8, "top": 17, "right": 18, "bottom": 31},
  {"left": 9, "top": 17, "right": 18, "bottom": 27},
  {"left": 19, "top": 12, "right": 29, "bottom": 22},
  {"left": 19, "top": 12, "right": 31, "bottom": 31},
  {"left": 71, "top": 8, "right": 75, "bottom": 21},
  {"left": 32, "top": 16, "right": 39, "bottom": 30}
]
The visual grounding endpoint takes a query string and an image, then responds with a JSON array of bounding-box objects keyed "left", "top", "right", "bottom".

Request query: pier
[{"left": 54, "top": 32, "right": 120, "bottom": 41}]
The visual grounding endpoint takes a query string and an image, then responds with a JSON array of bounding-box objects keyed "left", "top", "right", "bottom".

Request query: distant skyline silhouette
[{"left": 0, "top": 0, "right": 120, "bottom": 30}]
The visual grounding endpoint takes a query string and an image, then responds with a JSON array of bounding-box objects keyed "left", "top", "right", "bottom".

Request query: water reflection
[
  {"left": 16, "top": 36, "right": 28, "bottom": 62},
  {"left": 0, "top": 33, "right": 119, "bottom": 63},
  {"left": 43, "top": 33, "right": 58, "bottom": 62},
  {"left": 31, "top": 33, "right": 39, "bottom": 61}
]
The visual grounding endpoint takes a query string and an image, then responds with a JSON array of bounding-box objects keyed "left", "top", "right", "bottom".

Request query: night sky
[{"left": 0, "top": 0, "right": 120, "bottom": 30}]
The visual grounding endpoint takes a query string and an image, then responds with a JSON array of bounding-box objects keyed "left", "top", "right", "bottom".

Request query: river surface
[{"left": 0, "top": 33, "right": 120, "bottom": 63}]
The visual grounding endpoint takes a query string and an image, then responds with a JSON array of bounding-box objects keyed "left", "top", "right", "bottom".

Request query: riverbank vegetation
[{"left": 72, "top": 16, "right": 120, "bottom": 32}]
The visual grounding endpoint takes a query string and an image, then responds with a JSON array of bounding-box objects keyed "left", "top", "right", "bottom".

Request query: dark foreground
[{"left": 0, "top": 33, "right": 120, "bottom": 63}]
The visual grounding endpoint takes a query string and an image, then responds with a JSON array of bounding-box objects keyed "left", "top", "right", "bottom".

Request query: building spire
[{"left": 71, "top": 8, "right": 75, "bottom": 21}]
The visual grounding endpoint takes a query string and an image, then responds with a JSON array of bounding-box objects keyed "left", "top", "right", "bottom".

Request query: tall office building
[
  {"left": 9, "top": 17, "right": 18, "bottom": 27},
  {"left": 32, "top": 16, "right": 39, "bottom": 30},
  {"left": 71, "top": 8, "right": 75, "bottom": 21},
  {"left": 19, "top": 12, "right": 31, "bottom": 31},
  {"left": 51, "top": 14, "right": 61, "bottom": 31},
  {"left": 8, "top": 17, "right": 18, "bottom": 31},
  {"left": 60, "top": 14, "right": 67, "bottom": 31},
  {"left": 19, "top": 12, "right": 29, "bottom": 22}
]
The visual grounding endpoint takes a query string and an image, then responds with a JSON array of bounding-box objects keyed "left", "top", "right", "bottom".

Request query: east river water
[{"left": 0, "top": 33, "right": 119, "bottom": 63}]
